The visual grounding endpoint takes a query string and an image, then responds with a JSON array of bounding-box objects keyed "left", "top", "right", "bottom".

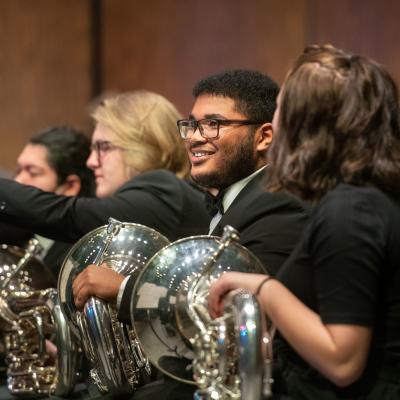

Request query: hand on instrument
[
  {"left": 72, "top": 263, "right": 125, "bottom": 310},
  {"left": 45, "top": 339, "right": 58, "bottom": 362},
  {"left": 208, "top": 272, "right": 269, "bottom": 319}
]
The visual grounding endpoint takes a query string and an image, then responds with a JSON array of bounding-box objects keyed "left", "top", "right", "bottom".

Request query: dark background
[{"left": 1, "top": 0, "right": 399, "bottom": 172}]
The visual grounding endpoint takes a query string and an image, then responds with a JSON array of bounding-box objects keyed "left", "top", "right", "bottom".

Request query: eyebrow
[
  {"left": 188, "top": 113, "right": 227, "bottom": 120},
  {"left": 17, "top": 164, "right": 46, "bottom": 173}
]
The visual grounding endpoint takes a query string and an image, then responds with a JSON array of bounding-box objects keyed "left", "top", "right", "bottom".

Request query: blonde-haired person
[
  {"left": 90, "top": 90, "right": 190, "bottom": 197},
  {"left": 208, "top": 46, "right": 400, "bottom": 399},
  {"left": 0, "top": 90, "right": 210, "bottom": 323},
  {"left": 94, "top": 90, "right": 189, "bottom": 177}
]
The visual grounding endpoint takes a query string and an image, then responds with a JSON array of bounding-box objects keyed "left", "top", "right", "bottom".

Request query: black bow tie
[{"left": 205, "top": 191, "right": 225, "bottom": 218}]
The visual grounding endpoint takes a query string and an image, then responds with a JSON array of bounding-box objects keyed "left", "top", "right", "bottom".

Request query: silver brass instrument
[
  {"left": 58, "top": 218, "right": 170, "bottom": 395},
  {"left": 0, "top": 239, "right": 80, "bottom": 397},
  {"left": 5, "top": 288, "right": 81, "bottom": 397},
  {"left": 131, "top": 225, "right": 272, "bottom": 398},
  {"left": 0, "top": 240, "right": 53, "bottom": 325},
  {"left": 192, "top": 288, "right": 275, "bottom": 399}
]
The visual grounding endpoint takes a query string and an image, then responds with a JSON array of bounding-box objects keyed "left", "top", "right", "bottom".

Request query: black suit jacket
[
  {"left": 0, "top": 223, "right": 32, "bottom": 246},
  {"left": 0, "top": 170, "right": 210, "bottom": 243},
  {"left": 120, "top": 171, "right": 309, "bottom": 324},
  {"left": 43, "top": 240, "right": 73, "bottom": 277},
  {"left": 0, "top": 170, "right": 211, "bottom": 324},
  {"left": 211, "top": 171, "right": 309, "bottom": 275}
]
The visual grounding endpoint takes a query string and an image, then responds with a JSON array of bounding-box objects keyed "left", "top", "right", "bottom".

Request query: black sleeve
[
  {"left": 117, "top": 275, "right": 135, "bottom": 324},
  {"left": 309, "top": 189, "right": 386, "bottom": 326},
  {"left": 43, "top": 241, "right": 73, "bottom": 277},
  {"left": 239, "top": 192, "right": 309, "bottom": 275},
  {"left": 0, "top": 171, "right": 184, "bottom": 243},
  {"left": 216, "top": 189, "right": 309, "bottom": 275},
  {"left": 0, "top": 222, "right": 32, "bottom": 246}
]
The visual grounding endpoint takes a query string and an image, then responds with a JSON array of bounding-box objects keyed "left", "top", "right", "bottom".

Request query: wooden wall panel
[
  {"left": 0, "top": 0, "right": 92, "bottom": 172},
  {"left": 1, "top": 0, "right": 399, "bottom": 175},
  {"left": 308, "top": 0, "right": 400, "bottom": 85},
  {"left": 101, "top": 0, "right": 308, "bottom": 115}
]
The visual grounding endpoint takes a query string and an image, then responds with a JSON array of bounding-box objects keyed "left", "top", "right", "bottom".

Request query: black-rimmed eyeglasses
[
  {"left": 90, "top": 140, "right": 119, "bottom": 160},
  {"left": 177, "top": 118, "right": 264, "bottom": 140}
]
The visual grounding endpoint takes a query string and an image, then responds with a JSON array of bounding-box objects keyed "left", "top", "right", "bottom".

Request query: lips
[
  {"left": 193, "top": 151, "right": 210, "bottom": 157},
  {"left": 189, "top": 149, "right": 215, "bottom": 165}
]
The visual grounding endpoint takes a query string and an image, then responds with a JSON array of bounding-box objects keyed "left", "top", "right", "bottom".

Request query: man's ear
[
  {"left": 255, "top": 122, "right": 273, "bottom": 152},
  {"left": 56, "top": 174, "right": 82, "bottom": 196}
]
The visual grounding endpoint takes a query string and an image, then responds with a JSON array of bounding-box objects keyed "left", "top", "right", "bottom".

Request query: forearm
[{"left": 261, "top": 279, "right": 371, "bottom": 386}]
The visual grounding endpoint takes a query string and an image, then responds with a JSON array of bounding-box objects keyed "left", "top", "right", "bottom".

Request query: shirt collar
[{"left": 222, "top": 165, "right": 266, "bottom": 213}]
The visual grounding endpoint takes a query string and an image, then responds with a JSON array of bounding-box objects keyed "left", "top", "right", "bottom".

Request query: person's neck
[
  {"left": 206, "top": 161, "right": 267, "bottom": 197},
  {"left": 255, "top": 158, "right": 267, "bottom": 170}
]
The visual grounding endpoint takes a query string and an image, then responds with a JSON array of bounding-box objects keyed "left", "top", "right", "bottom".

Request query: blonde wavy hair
[{"left": 91, "top": 90, "right": 190, "bottom": 179}]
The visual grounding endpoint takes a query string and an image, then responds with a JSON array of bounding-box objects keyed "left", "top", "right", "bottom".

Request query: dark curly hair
[
  {"left": 267, "top": 45, "right": 400, "bottom": 201},
  {"left": 193, "top": 69, "right": 279, "bottom": 122},
  {"left": 30, "top": 126, "right": 95, "bottom": 197}
]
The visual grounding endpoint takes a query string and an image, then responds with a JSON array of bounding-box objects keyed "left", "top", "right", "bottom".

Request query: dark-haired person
[
  {"left": 129, "top": 70, "right": 309, "bottom": 399},
  {"left": 0, "top": 126, "right": 95, "bottom": 275},
  {"left": 181, "top": 69, "right": 309, "bottom": 273},
  {"left": 0, "top": 126, "right": 95, "bottom": 387},
  {"left": 16, "top": 126, "right": 95, "bottom": 197},
  {"left": 209, "top": 46, "right": 400, "bottom": 399}
]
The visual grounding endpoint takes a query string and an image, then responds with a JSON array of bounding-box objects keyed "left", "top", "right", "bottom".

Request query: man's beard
[{"left": 191, "top": 134, "right": 258, "bottom": 190}]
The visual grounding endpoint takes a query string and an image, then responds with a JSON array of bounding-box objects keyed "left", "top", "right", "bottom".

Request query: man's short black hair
[
  {"left": 192, "top": 69, "right": 279, "bottom": 122},
  {"left": 30, "top": 126, "right": 95, "bottom": 197}
]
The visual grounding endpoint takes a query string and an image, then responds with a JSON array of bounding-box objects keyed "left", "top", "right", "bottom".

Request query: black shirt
[{"left": 276, "top": 184, "right": 400, "bottom": 396}]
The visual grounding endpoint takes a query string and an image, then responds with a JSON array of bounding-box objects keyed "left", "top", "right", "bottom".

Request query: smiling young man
[
  {"left": 129, "top": 70, "right": 309, "bottom": 400},
  {"left": 179, "top": 69, "right": 309, "bottom": 274}
]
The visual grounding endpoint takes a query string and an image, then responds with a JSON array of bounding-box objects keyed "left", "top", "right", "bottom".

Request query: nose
[
  {"left": 86, "top": 149, "right": 99, "bottom": 170},
  {"left": 185, "top": 127, "right": 207, "bottom": 144},
  {"left": 14, "top": 171, "right": 28, "bottom": 185}
]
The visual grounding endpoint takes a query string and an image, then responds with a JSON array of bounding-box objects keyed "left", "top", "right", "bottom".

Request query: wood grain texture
[
  {"left": 0, "top": 0, "right": 399, "bottom": 172},
  {"left": 308, "top": 0, "right": 400, "bottom": 85},
  {"left": 101, "top": 0, "right": 308, "bottom": 115},
  {"left": 0, "top": 0, "right": 92, "bottom": 171}
]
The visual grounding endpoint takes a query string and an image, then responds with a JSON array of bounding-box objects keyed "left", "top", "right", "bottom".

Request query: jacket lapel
[{"left": 210, "top": 170, "right": 266, "bottom": 236}]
